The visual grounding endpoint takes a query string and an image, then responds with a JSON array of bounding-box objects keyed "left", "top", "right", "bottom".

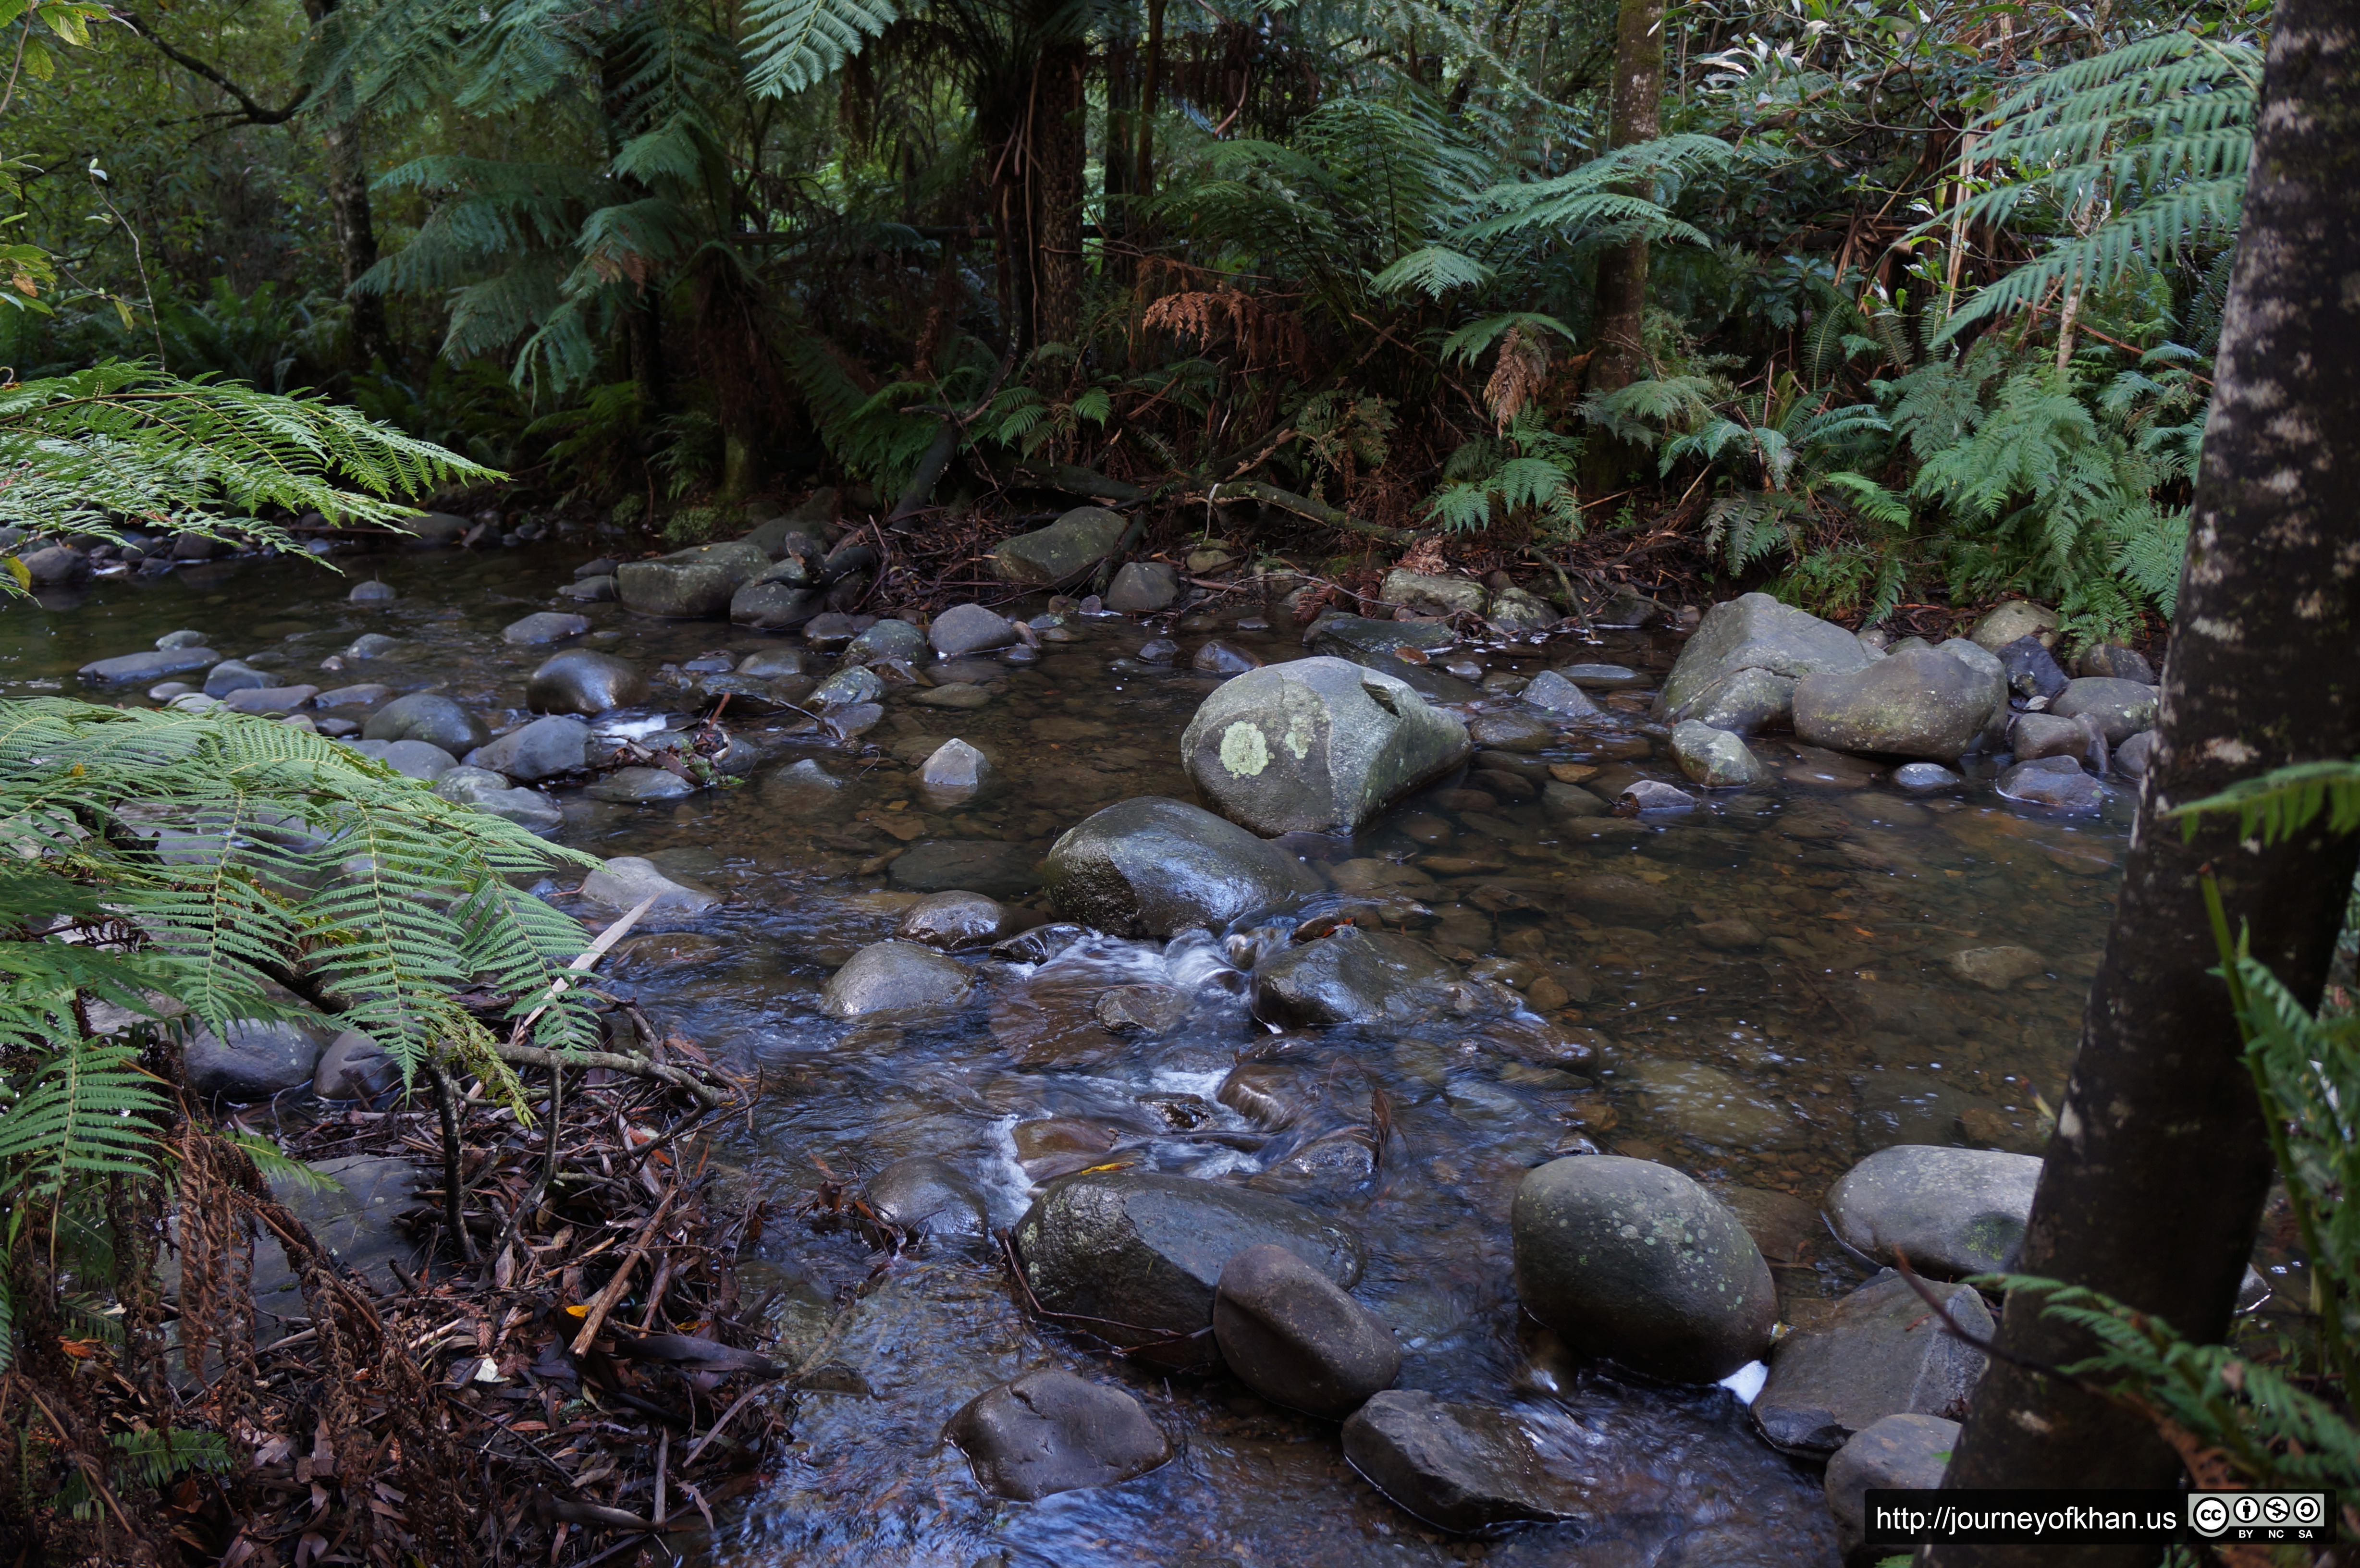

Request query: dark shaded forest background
[{"left": 5, "top": 0, "right": 2262, "bottom": 640}]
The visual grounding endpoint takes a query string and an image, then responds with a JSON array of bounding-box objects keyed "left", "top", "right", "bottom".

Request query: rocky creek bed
[{"left": 7, "top": 520, "right": 2159, "bottom": 1567}]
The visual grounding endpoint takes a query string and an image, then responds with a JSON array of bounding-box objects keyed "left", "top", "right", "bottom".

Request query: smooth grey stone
[
  {"left": 157, "top": 629, "right": 209, "bottom": 649},
  {"left": 897, "top": 890, "right": 1008, "bottom": 950},
  {"left": 1465, "top": 711, "right": 1553, "bottom": 751},
  {"left": 21, "top": 545, "right": 90, "bottom": 582},
  {"left": 356, "top": 738, "right": 459, "bottom": 781},
  {"left": 558, "top": 575, "right": 617, "bottom": 602},
  {"left": 1104, "top": 561, "right": 1180, "bottom": 613},
  {"left": 1250, "top": 927, "right": 1467, "bottom": 1029},
  {"left": 1518, "top": 668, "right": 1599, "bottom": 718},
  {"left": 991, "top": 506, "right": 1130, "bottom": 585},
  {"left": 824, "top": 701, "right": 883, "bottom": 738},
  {"left": 574, "top": 558, "right": 617, "bottom": 578},
  {"left": 1044, "top": 796, "right": 1319, "bottom": 937},
  {"left": 1755, "top": 1272, "right": 1989, "bottom": 1456},
  {"left": 81, "top": 647, "right": 221, "bottom": 684},
  {"left": 432, "top": 766, "right": 512, "bottom": 803},
  {"left": 1892, "top": 761, "right": 1963, "bottom": 792},
  {"left": 465, "top": 715, "right": 590, "bottom": 782},
  {"left": 729, "top": 579, "right": 815, "bottom": 629},
  {"left": 148, "top": 682, "right": 194, "bottom": 702},
  {"left": 1511, "top": 1156, "right": 1777, "bottom": 1383},
  {"left": 401, "top": 511, "right": 470, "bottom": 547},
  {"left": 1620, "top": 778, "right": 1698, "bottom": 812},
  {"left": 1826, "top": 1144, "right": 2041, "bottom": 1277},
  {"left": 363, "top": 693, "right": 489, "bottom": 754},
  {"left": 2051, "top": 676, "right": 2159, "bottom": 744},
  {"left": 821, "top": 940, "right": 973, "bottom": 1017},
  {"left": 202, "top": 660, "right": 271, "bottom": 698},
  {"left": 1180, "top": 657, "right": 1469, "bottom": 837},
  {"left": 802, "top": 612, "right": 860, "bottom": 650},
  {"left": 617, "top": 540, "right": 771, "bottom": 619},
  {"left": 1341, "top": 1390, "right": 1586, "bottom": 1531},
  {"left": 1792, "top": 645, "right": 2005, "bottom": 761},
  {"left": 1563, "top": 872, "right": 1676, "bottom": 924},
  {"left": 1192, "top": 638, "right": 1263, "bottom": 675},
  {"left": 1012, "top": 1170, "right": 1364, "bottom": 1369},
  {"left": 344, "top": 632, "right": 405, "bottom": 661},
  {"left": 578, "top": 856, "right": 719, "bottom": 915},
  {"left": 312, "top": 1029, "right": 398, "bottom": 1101},
  {"left": 1659, "top": 593, "right": 1868, "bottom": 729},
  {"left": 911, "top": 682, "right": 990, "bottom": 710},
  {"left": 2076, "top": 642, "right": 2156, "bottom": 684},
  {"left": 2010, "top": 711, "right": 2106, "bottom": 773},
  {"left": 1996, "top": 755, "right": 2102, "bottom": 811},
  {"left": 930, "top": 602, "right": 1019, "bottom": 656},
  {"left": 220, "top": 685, "right": 320, "bottom": 714},
  {"left": 1670, "top": 720, "right": 1766, "bottom": 787},
  {"left": 843, "top": 617, "right": 930, "bottom": 666},
  {"left": 1381, "top": 568, "right": 1487, "bottom": 617},
  {"left": 1094, "top": 982, "right": 1192, "bottom": 1034},
  {"left": 863, "top": 1155, "right": 988, "bottom": 1237},
  {"left": 1487, "top": 584, "right": 1555, "bottom": 633},
  {"left": 503, "top": 611, "right": 590, "bottom": 646},
  {"left": 184, "top": 1018, "right": 329, "bottom": 1101},
  {"left": 1554, "top": 662, "right": 1644, "bottom": 689},
  {"left": 931, "top": 657, "right": 1008, "bottom": 684},
  {"left": 945, "top": 1369, "right": 1170, "bottom": 1502},
  {"left": 918, "top": 737, "right": 991, "bottom": 800},
  {"left": 315, "top": 682, "right": 393, "bottom": 709},
  {"left": 1542, "top": 780, "right": 1609, "bottom": 817},
  {"left": 2114, "top": 728, "right": 2156, "bottom": 778},
  {"left": 1136, "top": 637, "right": 1180, "bottom": 663},
  {"left": 434, "top": 767, "right": 562, "bottom": 833},
  {"left": 1214, "top": 1243, "right": 1399, "bottom": 1419},
  {"left": 527, "top": 649, "right": 649, "bottom": 715},
  {"left": 249, "top": 1154, "right": 422, "bottom": 1306},
  {"left": 1827, "top": 1413, "right": 1961, "bottom": 1560},
  {"left": 889, "top": 839, "right": 1041, "bottom": 897}
]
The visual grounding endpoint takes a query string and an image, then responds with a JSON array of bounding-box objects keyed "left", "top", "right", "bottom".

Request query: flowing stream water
[{"left": 0, "top": 545, "right": 2139, "bottom": 1566}]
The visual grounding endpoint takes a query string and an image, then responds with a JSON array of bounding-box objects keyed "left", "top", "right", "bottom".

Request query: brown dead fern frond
[{"left": 1484, "top": 326, "right": 1550, "bottom": 433}]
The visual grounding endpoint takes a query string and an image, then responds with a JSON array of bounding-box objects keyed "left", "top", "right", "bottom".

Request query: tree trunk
[
  {"left": 301, "top": 0, "right": 389, "bottom": 368},
  {"left": 1029, "top": 41, "right": 1088, "bottom": 348},
  {"left": 1926, "top": 5, "right": 2360, "bottom": 1563},
  {"left": 1589, "top": 0, "right": 1663, "bottom": 393},
  {"left": 1135, "top": 0, "right": 1165, "bottom": 202}
]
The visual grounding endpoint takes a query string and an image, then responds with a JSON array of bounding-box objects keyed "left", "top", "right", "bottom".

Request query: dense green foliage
[{"left": 0, "top": 0, "right": 2270, "bottom": 639}]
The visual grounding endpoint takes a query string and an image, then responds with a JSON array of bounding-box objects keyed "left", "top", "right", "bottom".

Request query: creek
[{"left": 1, "top": 543, "right": 2136, "bottom": 1566}]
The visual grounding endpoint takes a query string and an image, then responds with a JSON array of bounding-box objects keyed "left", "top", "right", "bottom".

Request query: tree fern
[
  {"left": 1932, "top": 31, "right": 2262, "bottom": 342},
  {"left": 743, "top": 0, "right": 898, "bottom": 97}
]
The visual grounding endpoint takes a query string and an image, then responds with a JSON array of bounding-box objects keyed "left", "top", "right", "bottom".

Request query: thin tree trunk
[
  {"left": 300, "top": 0, "right": 389, "bottom": 368},
  {"left": 1136, "top": 0, "right": 1165, "bottom": 203},
  {"left": 1588, "top": 0, "right": 1663, "bottom": 393},
  {"left": 1030, "top": 42, "right": 1088, "bottom": 347},
  {"left": 1926, "top": 6, "right": 2360, "bottom": 1563}
]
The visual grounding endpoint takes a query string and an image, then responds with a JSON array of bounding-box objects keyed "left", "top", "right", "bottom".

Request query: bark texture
[
  {"left": 1588, "top": 0, "right": 1663, "bottom": 392},
  {"left": 1927, "top": 6, "right": 2360, "bottom": 1564},
  {"left": 1028, "top": 42, "right": 1089, "bottom": 348}
]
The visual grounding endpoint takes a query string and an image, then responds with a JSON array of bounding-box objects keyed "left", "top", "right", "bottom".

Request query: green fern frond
[
  {"left": 742, "top": 0, "right": 897, "bottom": 97},
  {"left": 1368, "top": 245, "right": 1493, "bottom": 299},
  {"left": 2173, "top": 759, "right": 2360, "bottom": 845}
]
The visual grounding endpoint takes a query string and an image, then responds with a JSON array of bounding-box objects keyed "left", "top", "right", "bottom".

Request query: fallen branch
[
  {"left": 571, "top": 1187, "right": 679, "bottom": 1353},
  {"left": 1008, "top": 461, "right": 1148, "bottom": 504},
  {"left": 1202, "top": 478, "right": 1423, "bottom": 545},
  {"left": 494, "top": 1043, "right": 730, "bottom": 1108}
]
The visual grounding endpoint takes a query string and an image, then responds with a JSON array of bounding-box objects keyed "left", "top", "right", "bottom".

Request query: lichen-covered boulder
[
  {"left": 1658, "top": 593, "right": 1870, "bottom": 732},
  {"left": 992, "top": 507, "right": 1130, "bottom": 585}
]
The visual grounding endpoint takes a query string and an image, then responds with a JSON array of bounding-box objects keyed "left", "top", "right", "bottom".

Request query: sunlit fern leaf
[
  {"left": 742, "top": 0, "right": 897, "bottom": 97},
  {"left": 2173, "top": 759, "right": 2360, "bottom": 845},
  {"left": 1368, "top": 245, "right": 1494, "bottom": 300}
]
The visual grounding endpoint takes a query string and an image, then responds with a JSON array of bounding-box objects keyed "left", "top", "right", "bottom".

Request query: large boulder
[
  {"left": 1180, "top": 657, "right": 1469, "bottom": 836},
  {"left": 1341, "top": 1391, "right": 1586, "bottom": 1531},
  {"left": 1011, "top": 1170, "right": 1364, "bottom": 1369},
  {"left": 992, "top": 506, "right": 1131, "bottom": 585},
  {"left": 1658, "top": 593, "right": 1870, "bottom": 732},
  {"left": 465, "top": 716, "right": 590, "bottom": 783},
  {"left": 526, "top": 650, "right": 649, "bottom": 715},
  {"left": 361, "top": 693, "right": 489, "bottom": 755},
  {"left": 1250, "top": 927, "right": 1471, "bottom": 1029},
  {"left": 2050, "top": 677, "right": 2160, "bottom": 744},
  {"left": 616, "top": 541, "right": 771, "bottom": 619},
  {"left": 1825, "top": 1144, "right": 2040, "bottom": 1278},
  {"left": 1214, "top": 1244, "right": 1399, "bottom": 1419},
  {"left": 1753, "top": 1272, "right": 1989, "bottom": 1456},
  {"left": 1510, "top": 1156, "right": 1777, "bottom": 1383},
  {"left": 820, "top": 939, "right": 974, "bottom": 1017},
  {"left": 1791, "top": 644, "right": 2004, "bottom": 761},
  {"left": 944, "top": 1369, "right": 1170, "bottom": 1501},
  {"left": 1043, "top": 796, "right": 1318, "bottom": 937}
]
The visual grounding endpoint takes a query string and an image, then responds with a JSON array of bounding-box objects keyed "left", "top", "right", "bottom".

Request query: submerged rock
[
  {"left": 1250, "top": 927, "right": 1470, "bottom": 1029},
  {"left": 1341, "top": 1391, "right": 1585, "bottom": 1531},
  {"left": 863, "top": 1155, "right": 988, "bottom": 1237},
  {"left": 1011, "top": 1169, "right": 1364, "bottom": 1369},
  {"left": 1044, "top": 796, "right": 1317, "bottom": 937},
  {"left": 1825, "top": 1144, "right": 2040, "bottom": 1278},
  {"left": 1996, "top": 755, "right": 2102, "bottom": 811},
  {"left": 1214, "top": 1244, "right": 1399, "bottom": 1419},
  {"left": 1180, "top": 657, "right": 1469, "bottom": 836},
  {"left": 888, "top": 839, "right": 1041, "bottom": 896},
  {"left": 1658, "top": 593, "right": 1869, "bottom": 732},
  {"left": 1511, "top": 1155, "right": 1777, "bottom": 1383},
  {"left": 821, "top": 940, "right": 974, "bottom": 1017},
  {"left": 945, "top": 1369, "right": 1170, "bottom": 1502},
  {"left": 1754, "top": 1272, "right": 1989, "bottom": 1456},
  {"left": 918, "top": 737, "right": 991, "bottom": 801},
  {"left": 578, "top": 856, "right": 719, "bottom": 915}
]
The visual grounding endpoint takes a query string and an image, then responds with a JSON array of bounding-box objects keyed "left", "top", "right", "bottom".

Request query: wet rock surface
[
  {"left": 1826, "top": 1413, "right": 1959, "bottom": 1560},
  {"left": 184, "top": 1018, "right": 330, "bottom": 1101},
  {"left": 1792, "top": 644, "right": 2004, "bottom": 761},
  {"left": 821, "top": 939, "right": 974, "bottom": 1016},
  {"left": 1341, "top": 1391, "right": 1586, "bottom": 1531},
  {"left": 1044, "top": 796, "right": 1318, "bottom": 936},
  {"left": 945, "top": 1369, "right": 1172, "bottom": 1501},
  {"left": 1213, "top": 1243, "right": 1400, "bottom": 1419},
  {"left": 1754, "top": 1272, "right": 1988, "bottom": 1455}
]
